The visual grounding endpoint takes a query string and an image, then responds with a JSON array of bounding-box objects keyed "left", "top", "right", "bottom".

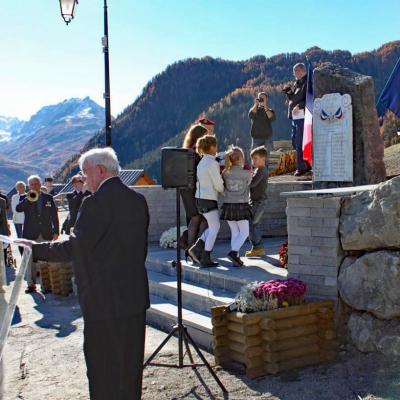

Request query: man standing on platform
[
  {"left": 17, "top": 148, "right": 150, "bottom": 400},
  {"left": 283, "top": 63, "right": 310, "bottom": 176},
  {"left": 16, "top": 175, "right": 59, "bottom": 293}
]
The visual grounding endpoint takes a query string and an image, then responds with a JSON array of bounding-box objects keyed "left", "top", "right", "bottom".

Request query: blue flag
[{"left": 377, "top": 57, "right": 400, "bottom": 118}]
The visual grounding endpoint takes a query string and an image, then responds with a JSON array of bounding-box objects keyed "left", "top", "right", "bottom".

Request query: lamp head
[{"left": 59, "top": 0, "right": 78, "bottom": 25}]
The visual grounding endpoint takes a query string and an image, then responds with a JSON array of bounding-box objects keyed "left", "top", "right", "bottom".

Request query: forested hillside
[{"left": 55, "top": 41, "right": 400, "bottom": 182}]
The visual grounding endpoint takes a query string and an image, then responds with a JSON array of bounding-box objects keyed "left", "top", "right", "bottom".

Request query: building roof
[{"left": 58, "top": 169, "right": 146, "bottom": 194}]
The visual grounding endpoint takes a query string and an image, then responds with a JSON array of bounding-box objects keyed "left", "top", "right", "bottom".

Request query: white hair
[
  {"left": 293, "top": 63, "right": 306, "bottom": 71},
  {"left": 15, "top": 181, "right": 26, "bottom": 189},
  {"left": 79, "top": 147, "right": 121, "bottom": 175},
  {"left": 27, "top": 175, "right": 42, "bottom": 185}
]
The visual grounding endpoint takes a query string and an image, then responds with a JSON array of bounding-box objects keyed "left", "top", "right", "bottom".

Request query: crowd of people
[
  {"left": 0, "top": 60, "right": 311, "bottom": 399},
  {"left": 178, "top": 122, "right": 269, "bottom": 268},
  {"left": 180, "top": 60, "right": 310, "bottom": 268}
]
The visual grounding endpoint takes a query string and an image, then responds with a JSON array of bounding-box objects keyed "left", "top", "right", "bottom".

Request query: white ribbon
[{"left": 0, "top": 238, "right": 32, "bottom": 362}]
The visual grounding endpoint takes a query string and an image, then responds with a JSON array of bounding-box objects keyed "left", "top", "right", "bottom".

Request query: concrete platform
[{"left": 146, "top": 237, "right": 288, "bottom": 350}]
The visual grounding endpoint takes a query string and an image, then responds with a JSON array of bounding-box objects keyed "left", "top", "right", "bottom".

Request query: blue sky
[{"left": 1, "top": 0, "right": 399, "bottom": 120}]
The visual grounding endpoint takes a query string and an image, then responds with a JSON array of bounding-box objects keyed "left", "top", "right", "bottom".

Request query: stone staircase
[{"left": 145, "top": 238, "right": 288, "bottom": 351}]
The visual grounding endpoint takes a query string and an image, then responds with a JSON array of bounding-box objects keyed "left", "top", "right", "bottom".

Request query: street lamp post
[{"left": 59, "top": 0, "right": 112, "bottom": 147}]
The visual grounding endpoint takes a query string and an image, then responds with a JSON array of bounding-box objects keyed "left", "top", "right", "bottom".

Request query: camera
[
  {"left": 282, "top": 85, "right": 293, "bottom": 95},
  {"left": 257, "top": 98, "right": 264, "bottom": 103}
]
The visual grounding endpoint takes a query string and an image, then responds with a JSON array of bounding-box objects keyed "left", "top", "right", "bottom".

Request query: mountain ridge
[
  {"left": 0, "top": 97, "right": 105, "bottom": 192},
  {"left": 58, "top": 41, "right": 400, "bottom": 179},
  {"left": 29, "top": 42, "right": 400, "bottom": 182}
]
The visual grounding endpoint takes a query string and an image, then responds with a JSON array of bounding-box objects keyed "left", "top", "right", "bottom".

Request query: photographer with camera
[
  {"left": 248, "top": 92, "right": 275, "bottom": 154},
  {"left": 283, "top": 63, "right": 310, "bottom": 176}
]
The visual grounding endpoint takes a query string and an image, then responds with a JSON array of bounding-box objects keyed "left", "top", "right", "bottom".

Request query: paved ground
[
  {"left": 1, "top": 240, "right": 400, "bottom": 400},
  {"left": 2, "top": 218, "right": 400, "bottom": 400}
]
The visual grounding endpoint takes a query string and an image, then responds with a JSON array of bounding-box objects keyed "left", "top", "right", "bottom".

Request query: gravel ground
[{"left": 2, "top": 290, "right": 400, "bottom": 400}]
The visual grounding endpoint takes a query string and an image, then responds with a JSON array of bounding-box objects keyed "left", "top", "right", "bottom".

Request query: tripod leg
[
  {"left": 182, "top": 327, "right": 195, "bottom": 368},
  {"left": 144, "top": 326, "right": 178, "bottom": 368},
  {"left": 183, "top": 329, "right": 228, "bottom": 393}
]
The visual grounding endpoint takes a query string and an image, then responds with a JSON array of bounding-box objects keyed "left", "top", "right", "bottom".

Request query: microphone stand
[{"left": 144, "top": 187, "right": 227, "bottom": 394}]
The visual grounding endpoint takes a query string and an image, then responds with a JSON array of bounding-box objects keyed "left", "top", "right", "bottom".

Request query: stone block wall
[
  {"left": 135, "top": 181, "right": 311, "bottom": 243},
  {"left": 284, "top": 178, "right": 400, "bottom": 358},
  {"left": 134, "top": 186, "right": 186, "bottom": 243},
  {"left": 286, "top": 196, "right": 342, "bottom": 299}
]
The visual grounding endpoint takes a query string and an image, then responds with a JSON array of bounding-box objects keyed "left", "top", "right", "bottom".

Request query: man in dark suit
[
  {"left": 62, "top": 175, "right": 91, "bottom": 234},
  {"left": 0, "top": 191, "right": 10, "bottom": 211},
  {"left": 0, "top": 196, "right": 10, "bottom": 265},
  {"left": 16, "top": 175, "right": 59, "bottom": 292},
  {"left": 18, "top": 148, "right": 150, "bottom": 400}
]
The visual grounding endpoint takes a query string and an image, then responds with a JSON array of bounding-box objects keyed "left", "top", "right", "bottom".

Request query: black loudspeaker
[{"left": 161, "top": 147, "right": 196, "bottom": 189}]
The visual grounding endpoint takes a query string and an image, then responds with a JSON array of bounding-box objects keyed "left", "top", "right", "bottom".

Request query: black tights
[{"left": 187, "top": 215, "right": 208, "bottom": 248}]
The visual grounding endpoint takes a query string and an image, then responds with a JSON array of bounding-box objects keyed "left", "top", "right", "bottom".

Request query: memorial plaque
[{"left": 313, "top": 93, "right": 353, "bottom": 182}]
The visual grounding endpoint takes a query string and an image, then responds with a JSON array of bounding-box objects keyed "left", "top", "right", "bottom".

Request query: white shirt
[
  {"left": 195, "top": 155, "right": 224, "bottom": 201},
  {"left": 11, "top": 193, "right": 25, "bottom": 224}
]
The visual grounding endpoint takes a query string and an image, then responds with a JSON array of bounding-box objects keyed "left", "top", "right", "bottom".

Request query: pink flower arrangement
[{"left": 253, "top": 278, "right": 306, "bottom": 307}]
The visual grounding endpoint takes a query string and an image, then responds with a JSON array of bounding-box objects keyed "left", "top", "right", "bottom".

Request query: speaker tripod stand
[{"left": 144, "top": 188, "right": 227, "bottom": 394}]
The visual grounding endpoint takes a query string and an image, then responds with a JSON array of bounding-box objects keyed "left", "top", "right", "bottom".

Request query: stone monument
[
  {"left": 313, "top": 93, "right": 353, "bottom": 182},
  {"left": 313, "top": 63, "right": 386, "bottom": 189}
]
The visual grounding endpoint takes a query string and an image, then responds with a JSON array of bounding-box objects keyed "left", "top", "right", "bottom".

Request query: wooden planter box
[
  {"left": 211, "top": 301, "right": 337, "bottom": 378},
  {"left": 40, "top": 262, "right": 73, "bottom": 296}
]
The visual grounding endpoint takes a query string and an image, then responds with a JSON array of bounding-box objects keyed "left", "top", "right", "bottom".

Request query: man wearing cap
[
  {"left": 249, "top": 92, "right": 276, "bottom": 154},
  {"left": 62, "top": 175, "right": 91, "bottom": 235},
  {"left": 44, "top": 177, "right": 56, "bottom": 196},
  {"left": 198, "top": 118, "right": 215, "bottom": 135}
]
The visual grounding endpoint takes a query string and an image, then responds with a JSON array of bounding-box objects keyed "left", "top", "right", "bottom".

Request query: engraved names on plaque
[{"left": 313, "top": 93, "right": 353, "bottom": 182}]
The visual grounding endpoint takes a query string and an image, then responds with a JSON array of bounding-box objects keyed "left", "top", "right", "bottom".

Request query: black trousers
[{"left": 83, "top": 312, "right": 146, "bottom": 400}]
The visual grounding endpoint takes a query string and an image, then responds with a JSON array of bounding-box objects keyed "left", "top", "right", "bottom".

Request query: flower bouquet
[
  {"left": 159, "top": 226, "right": 187, "bottom": 249},
  {"left": 278, "top": 241, "right": 288, "bottom": 268},
  {"left": 235, "top": 278, "right": 306, "bottom": 313}
]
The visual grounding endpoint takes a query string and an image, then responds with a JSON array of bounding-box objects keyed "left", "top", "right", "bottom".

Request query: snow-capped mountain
[
  {"left": 0, "top": 97, "right": 105, "bottom": 192},
  {"left": 0, "top": 116, "right": 24, "bottom": 143}
]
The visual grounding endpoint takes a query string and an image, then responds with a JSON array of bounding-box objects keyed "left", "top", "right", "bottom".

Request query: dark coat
[
  {"left": 32, "top": 177, "right": 150, "bottom": 321},
  {"left": 0, "top": 193, "right": 10, "bottom": 210},
  {"left": 287, "top": 75, "right": 307, "bottom": 119},
  {"left": 249, "top": 106, "right": 276, "bottom": 140},
  {"left": 16, "top": 193, "right": 59, "bottom": 240},
  {"left": 0, "top": 197, "right": 10, "bottom": 236},
  {"left": 63, "top": 190, "right": 91, "bottom": 234}
]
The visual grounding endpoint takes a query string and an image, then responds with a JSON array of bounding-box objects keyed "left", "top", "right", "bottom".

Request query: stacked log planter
[
  {"left": 39, "top": 262, "right": 52, "bottom": 293},
  {"left": 46, "top": 262, "right": 74, "bottom": 296},
  {"left": 212, "top": 301, "right": 337, "bottom": 378}
]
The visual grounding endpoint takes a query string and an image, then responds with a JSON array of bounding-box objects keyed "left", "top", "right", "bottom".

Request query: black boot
[
  {"left": 188, "top": 239, "right": 205, "bottom": 264},
  {"left": 178, "top": 230, "right": 189, "bottom": 250},
  {"left": 228, "top": 251, "right": 243, "bottom": 267},
  {"left": 200, "top": 250, "right": 219, "bottom": 268}
]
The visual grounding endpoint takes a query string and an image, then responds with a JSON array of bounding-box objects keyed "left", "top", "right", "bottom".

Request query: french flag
[{"left": 302, "top": 62, "right": 314, "bottom": 166}]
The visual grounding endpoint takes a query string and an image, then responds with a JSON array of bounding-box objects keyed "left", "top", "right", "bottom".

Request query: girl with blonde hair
[{"left": 221, "top": 146, "right": 252, "bottom": 266}]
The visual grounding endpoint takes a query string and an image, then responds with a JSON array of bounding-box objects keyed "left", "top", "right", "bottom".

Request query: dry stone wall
[{"left": 285, "top": 177, "right": 400, "bottom": 358}]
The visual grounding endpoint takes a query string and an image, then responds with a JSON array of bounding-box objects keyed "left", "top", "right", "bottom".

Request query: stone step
[
  {"left": 146, "top": 295, "right": 213, "bottom": 350},
  {"left": 148, "top": 270, "right": 235, "bottom": 314},
  {"left": 146, "top": 251, "right": 286, "bottom": 295}
]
